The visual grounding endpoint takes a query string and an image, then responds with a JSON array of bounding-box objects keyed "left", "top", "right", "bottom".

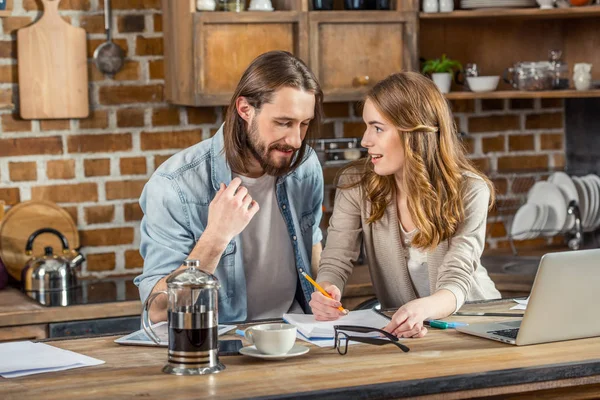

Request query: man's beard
[{"left": 246, "top": 119, "right": 299, "bottom": 177}]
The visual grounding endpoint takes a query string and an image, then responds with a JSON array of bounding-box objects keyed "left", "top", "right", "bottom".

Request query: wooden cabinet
[
  {"left": 161, "top": 0, "right": 419, "bottom": 106},
  {"left": 309, "top": 11, "right": 418, "bottom": 102}
]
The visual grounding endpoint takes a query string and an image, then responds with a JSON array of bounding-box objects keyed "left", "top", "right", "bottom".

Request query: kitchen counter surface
[{"left": 2, "top": 299, "right": 600, "bottom": 399}]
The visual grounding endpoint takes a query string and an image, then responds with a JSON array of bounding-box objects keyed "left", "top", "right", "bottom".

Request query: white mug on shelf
[
  {"left": 573, "top": 63, "right": 592, "bottom": 91},
  {"left": 422, "top": 0, "right": 439, "bottom": 12},
  {"left": 439, "top": 0, "right": 454, "bottom": 12},
  {"left": 197, "top": 0, "right": 216, "bottom": 10}
]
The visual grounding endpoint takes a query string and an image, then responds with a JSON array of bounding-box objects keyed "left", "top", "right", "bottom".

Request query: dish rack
[{"left": 492, "top": 170, "right": 598, "bottom": 256}]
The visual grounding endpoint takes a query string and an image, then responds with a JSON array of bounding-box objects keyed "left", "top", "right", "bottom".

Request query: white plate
[
  {"left": 527, "top": 181, "right": 566, "bottom": 235},
  {"left": 548, "top": 172, "right": 578, "bottom": 230},
  {"left": 589, "top": 174, "right": 600, "bottom": 229},
  {"left": 533, "top": 204, "right": 549, "bottom": 238},
  {"left": 511, "top": 203, "right": 539, "bottom": 240},
  {"left": 582, "top": 176, "right": 597, "bottom": 230},
  {"left": 571, "top": 176, "right": 589, "bottom": 228},
  {"left": 239, "top": 344, "right": 309, "bottom": 360}
]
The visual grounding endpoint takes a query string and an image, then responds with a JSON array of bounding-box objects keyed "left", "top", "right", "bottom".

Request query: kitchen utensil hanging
[{"left": 93, "top": 0, "right": 125, "bottom": 78}]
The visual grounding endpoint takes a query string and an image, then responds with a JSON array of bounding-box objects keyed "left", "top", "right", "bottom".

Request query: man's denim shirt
[{"left": 134, "top": 125, "right": 324, "bottom": 323}]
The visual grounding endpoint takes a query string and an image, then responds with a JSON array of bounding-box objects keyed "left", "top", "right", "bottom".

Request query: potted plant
[{"left": 422, "top": 54, "right": 463, "bottom": 94}]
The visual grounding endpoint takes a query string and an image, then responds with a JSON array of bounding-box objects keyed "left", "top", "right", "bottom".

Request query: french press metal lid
[{"left": 142, "top": 260, "right": 225, "bottom": 375}]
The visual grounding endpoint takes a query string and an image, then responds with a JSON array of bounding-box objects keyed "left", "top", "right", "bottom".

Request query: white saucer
[{"left": 239, "top": 344, "right": 309, "bottom": 360}]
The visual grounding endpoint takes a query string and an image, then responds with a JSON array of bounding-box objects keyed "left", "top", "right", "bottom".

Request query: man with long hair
[{"left": 135, "top": 51, "right": 324, "bottom": 323}]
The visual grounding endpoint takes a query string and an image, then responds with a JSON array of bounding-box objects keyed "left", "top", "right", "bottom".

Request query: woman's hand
[
  {"left": 309, "top": 282, "right": 345, "bottom": 321},
  {"left": 383, "top": 298, "right": 430, "bottom": 338}
]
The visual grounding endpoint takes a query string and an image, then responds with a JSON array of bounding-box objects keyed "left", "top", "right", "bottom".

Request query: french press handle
[{"left": 142, "top": 291, "right": 168, "bottom": 344}]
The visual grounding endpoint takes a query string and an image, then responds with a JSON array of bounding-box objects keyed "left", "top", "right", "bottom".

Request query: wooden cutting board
[
  {"left": 17, "top": 0, "right": 89, "bottom": 119},
  {"left": 0, "top": 201, "right": 79, "bottom": 281}
]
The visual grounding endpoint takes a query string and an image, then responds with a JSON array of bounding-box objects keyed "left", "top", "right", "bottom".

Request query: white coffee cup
[{"left": 244, "top": 323, "right": 296, "bottom": 355}]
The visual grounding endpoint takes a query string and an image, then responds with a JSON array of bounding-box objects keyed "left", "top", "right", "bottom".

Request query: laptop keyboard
[{"left": 488, "top": 328, "right": 519, "bottom": 339}]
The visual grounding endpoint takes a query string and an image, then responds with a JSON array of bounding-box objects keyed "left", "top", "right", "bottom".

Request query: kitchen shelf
[
  {"left": 419, "top": 5, "right": 600, "bottom": 19},
  {"left": 444, "top": 89, "right": 600, "bottom": 99}
]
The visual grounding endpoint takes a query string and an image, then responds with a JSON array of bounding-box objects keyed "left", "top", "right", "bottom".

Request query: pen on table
[
  {"left": 299, "top": 269, "right": 349, "bottom": 315},
  {"left": 424, "top": 320, "right": 468, "bottom": 329}
]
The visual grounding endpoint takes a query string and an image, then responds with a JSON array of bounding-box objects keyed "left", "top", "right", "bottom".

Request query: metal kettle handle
[
  {"left": 142, "top": 291, "right": 168, "bottom": 345},
  {"left": 25, "top": 228, "right": 70, "bottom": 254}
]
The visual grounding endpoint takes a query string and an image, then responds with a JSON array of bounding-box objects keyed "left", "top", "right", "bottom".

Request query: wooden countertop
[
  {"left": 0, "top": 287, "right": 141, "bottom": 328},
  {"left": 2, "top": 300, "right": 599, "bottom": 399}
]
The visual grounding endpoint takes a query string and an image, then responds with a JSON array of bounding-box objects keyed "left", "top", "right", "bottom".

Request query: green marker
[{"left": 424, "top": 320, "right": 468, "bottom": 329}]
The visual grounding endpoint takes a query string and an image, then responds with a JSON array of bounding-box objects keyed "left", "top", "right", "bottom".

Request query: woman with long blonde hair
[{"left": 310, "top": 72, "right": 500, "bottom": 338}]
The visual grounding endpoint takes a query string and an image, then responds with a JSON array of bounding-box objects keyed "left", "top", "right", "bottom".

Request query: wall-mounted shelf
[
  {"left": 445, "top": 89, "right": 600, "bottom": 100},
  {"left": 419, "top": 5, "right": 600, "bottom": 20}
]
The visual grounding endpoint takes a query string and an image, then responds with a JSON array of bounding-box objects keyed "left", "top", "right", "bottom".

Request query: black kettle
[{"left": 21, "top": 228, "right": 85, "bottom": 306}]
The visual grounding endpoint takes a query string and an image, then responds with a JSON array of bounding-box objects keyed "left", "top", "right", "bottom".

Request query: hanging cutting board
[
  {"left": 17, "top": 0, "right": 89, "bottom": 119},
  {"left": 0, "top": 201, "right": 80, "bottom": 281}
]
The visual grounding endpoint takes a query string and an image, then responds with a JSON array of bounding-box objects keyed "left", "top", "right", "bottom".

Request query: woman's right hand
[{"left": 309, "top": 282, "right": 345, "bottom": 321}]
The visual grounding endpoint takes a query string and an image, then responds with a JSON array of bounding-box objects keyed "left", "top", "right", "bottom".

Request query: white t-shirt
[
  {"left": 399, "top": 223, "right": 431, "bottom": 298},
  {"left": 233, "top": 173, "right": 302, "bottom": 320}
]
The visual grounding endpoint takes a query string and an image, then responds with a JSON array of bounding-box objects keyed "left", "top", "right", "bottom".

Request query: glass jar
[
  {"left": 218, "top": 0, "right": 246, "bottom": 11},
  {"left": 503, "top": 62, "right": 553, "bottom": 91},
  {"left": 548, "top": 49, "right": 569, "bottom": 90}
]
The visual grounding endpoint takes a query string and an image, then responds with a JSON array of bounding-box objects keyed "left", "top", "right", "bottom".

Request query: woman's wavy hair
[
  {"left": 338, "top": 72, "right": 495, "bottom": 249},
  {"left": 223, "top": 51, "right": 323, "bottom": 175}
]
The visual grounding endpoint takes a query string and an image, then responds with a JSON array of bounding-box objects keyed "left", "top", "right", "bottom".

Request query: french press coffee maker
[{"left": 142, "top": 260, "right": 225, "bottom": 375}]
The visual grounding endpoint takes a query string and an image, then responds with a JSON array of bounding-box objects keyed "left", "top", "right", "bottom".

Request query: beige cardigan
[{"left": 317, "top": 170, "right": 501, "bottom": 311}]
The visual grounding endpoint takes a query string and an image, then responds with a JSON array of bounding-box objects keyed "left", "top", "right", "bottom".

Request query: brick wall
[{"left": 0, "top": 1, "right": 564, "bottom": 278}]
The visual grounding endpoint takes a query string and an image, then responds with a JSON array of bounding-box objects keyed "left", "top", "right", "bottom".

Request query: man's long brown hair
[
  {"left": 223, "top": 51, "right": 323, "bottom": 175},
  {"left": 339, "top": 72, "right": 495, "bottom": 249}
]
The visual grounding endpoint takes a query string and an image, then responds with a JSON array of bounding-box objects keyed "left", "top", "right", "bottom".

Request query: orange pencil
[{"left": 299, "top": 269, "right": 349, "bottom": 315}]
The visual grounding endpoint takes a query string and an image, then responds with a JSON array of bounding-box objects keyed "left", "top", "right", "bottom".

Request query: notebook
[
  {"left": 283, "top": 309, "right": 390, "bottom": 340},
  {"left": 114, "top": 321, "right": 237, "bottom": 347}
]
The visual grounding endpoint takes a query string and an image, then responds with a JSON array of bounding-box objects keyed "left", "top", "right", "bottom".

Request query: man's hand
[{"left": 205, "top": 177, "right": 260, "bottom": 243}]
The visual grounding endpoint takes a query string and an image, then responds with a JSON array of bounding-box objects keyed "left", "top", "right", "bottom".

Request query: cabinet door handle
[{"left": 353, "top": 75, "right": 370, "bottom": 87}]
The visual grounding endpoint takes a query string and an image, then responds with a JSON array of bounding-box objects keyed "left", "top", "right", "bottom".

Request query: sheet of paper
[
  {"left": 510, "top": 297, "right": 530, "bottom": 310},
  {"left": 283, "top": 310, "right": 390, "bottom": 339},
  {"left": 0, "top": 341, "right": 104, "bottom": 378}
]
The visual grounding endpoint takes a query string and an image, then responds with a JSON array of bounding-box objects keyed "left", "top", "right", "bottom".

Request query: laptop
[{"left": 456, "top": 248, "right": 600, "bottom": 346}]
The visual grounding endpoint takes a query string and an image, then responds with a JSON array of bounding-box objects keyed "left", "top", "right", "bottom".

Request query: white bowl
[{"left": 467, "top": 76, "right": 500, "bottom": 93}]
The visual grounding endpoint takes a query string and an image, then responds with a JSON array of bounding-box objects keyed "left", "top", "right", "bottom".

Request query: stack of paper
[
  {"left": 511, "top": 297, "right": 530, "bottom": 310},
  {"left": 0, "top": 341, "right": 104, "bottom": 378},
  {"left": 283, "top": 309, "right": 390, "bottom": 340}
]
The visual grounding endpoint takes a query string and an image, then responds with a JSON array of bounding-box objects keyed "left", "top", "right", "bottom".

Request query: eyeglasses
[{"left": 333, "top": 325, "right": 410, "bottom": 355}]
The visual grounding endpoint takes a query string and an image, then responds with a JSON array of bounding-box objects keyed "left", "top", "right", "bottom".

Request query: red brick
[
  {"left": 47, "top": 160, "right": 75, "bottom": 180},
  {"left": 63, "top": 206, "right": 78, "bottom": 225},
  {"left": 487, "top": 221, "right": 507, "bottom": 238},
  {"left": 496, "top": 237, "right": 546, "bottom": 248},
  {"left": 320, "top": 122, "right": 335, "bottom": 139},
  {"left": 85, "top": 205, "right": 115, "bottom": 224},
  {"left": 469, "top": 157, "right": 491, "bottom": 173},
  {"left": 462, "top": 137, "right": 475, "bottom": 154},
  {"left": 508, "top": 135, "right": 535, "bottom": 152},
  {"left": 342, "top": 122, "right": 365, "bottom": 138},
  {"left": 187, "top": 107, "right": 216, "bottom": 124},
  {"left": 481, "top": 99, "right": 505, "bottom": 111},
  {"left": 40, "top": 119, "right": 70, "bottom": 131},
  {"left": 109, "top": 0, "right": 161, "bottom": 9},
  {"left": 105, "top": 180, "right": 147, "bottom": 200},
  {"left": 482, "top": 136, "right": 505, "bottom": 153},
  {"left": 84, "top": 159, "right": 111, "bottom": 177},
  {"left": 87, "top": 39, "right": 128, "bottom": 58},
  {"left": 553, "top": 153, "right": 565, "bottom": 169},
  {"left": 79, "top": 15, "right": 104, "bottom": 34},
  {"left": 0, "top": 137, "right": 63, "bottom": 157},
  {"left": 468, "top": 115, "right": 520, "bottom": 133},
  {"left": 492, "top": 198, "right": 521, "bottom": 216},
  {"left": 86, "top": 253, "right": 116, "bottom": 272},
  {"left": 91, "top": 60, "right": 140, "bottom": 82},
  {"left": 31, "top": 183, "right": 98, "bottom": 203},
  {"left": 149, "top": 60, "right": 164, "bottom": 80},
  {"left": 497, "top": 155, "right": 548, "bottom": 172},
  {"left": 449, "top": 99, "right": 475, "bottom": 113},
  {"left": 136, "top": 36, "right": 163, "bottom": 56},
  {"left": 80, "top": 228, "right": 134, "bottom": 246},
  {"left": 9, "top": 162, "right": 37, "bottom": 182},
  {"left": 540, "top": 133, "right": 563, "bottom": 150},
  {"left": 154, "top": 154, "right": 174, "bottom": 169},
  {"left": 120, "top": 157, "right": 147, "bottom": 175},
  {"left": 1, "top": 113, "right": 31, "bottom": 132},
  {"left": 353, "top": 102, "right": 363, "bottom": 117},
  {"left": 509, "top": 99, "right": 534, "bottom": 110},
  {"left": 68, "top": 133, "right": 132, "bottom": 153},
  {"left": 0, "top": 87, "right": 13, "bottom": 104},
  {"left": 153, "top": 14, "right": 162, "bottom": 32},
  {"left": 2, "top": 17, "right": 32, "bottom": 34},
  {"left": 117, "top": 108, "right": 145, "bottom": 127},
  {"left": 541, "top": 98, "right": 563, "bottom": 109},
  {"left": 125, "top": 250, "right": 144, "bottom": 269},
  {"left": 124, "top": 202, "right": 143, "bottom": 221},
  {"left": 152, "top": 107, "right": 180, "bottom": 126},
  {"left": 99, "top": 85, "right": 164, "bottom": 105},
  {"left": 117, "top": 15, "right": 145, "bottom": 33},
  {"left": 141, "top": 129, "right": 202, "bottom": 151},
  {"left": 0, "top": 40, "right": 16, "bottom": 58},
  {"left": 79, "top": 110, "right": 109, "bottom": 130},
  {"left": 525, "top": 113, "right": 563, "bottom": 130},
  {"left": 24, "top": 0, "right": 91, "bottom": 10},
  {"left": 512, "top": 177, "right": 535, "bottom": 194},
  {"left": 491, "top": 178, "right": 508, "bottom": 195},
  {"left": 0, "top": 188, "right": 20, "bottom": 205},
  {"left": 323, "top": 103, "right": 349, "bottom": 118}
]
